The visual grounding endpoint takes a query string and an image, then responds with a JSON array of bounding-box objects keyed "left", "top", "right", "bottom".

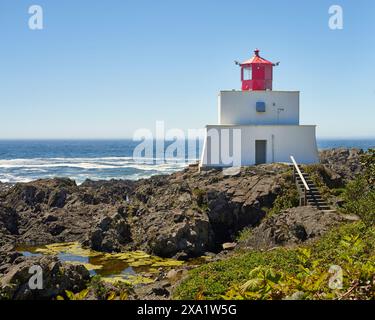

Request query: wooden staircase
[{"left": 290, "top": 156, "right": 335, "bottom": 212}]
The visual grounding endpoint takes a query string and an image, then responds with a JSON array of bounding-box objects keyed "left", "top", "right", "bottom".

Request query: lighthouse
[{"left": 200, "top": 49, "right": 319, "bottom": 167}]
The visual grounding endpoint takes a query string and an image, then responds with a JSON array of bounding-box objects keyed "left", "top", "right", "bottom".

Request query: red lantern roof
[{"left": 240, "top": 49, "right": 273, "bottom": 66}]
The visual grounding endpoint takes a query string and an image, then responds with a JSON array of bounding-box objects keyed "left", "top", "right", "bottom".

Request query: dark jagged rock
[
  {"left": 0, "top": 164, "right": 288, "bottom": 258},
  {"left": 239, "top": 206, "right": 345, "bottom": 249},
  {"left": 0, "top": 182, "right": 13, "bottom": 194},
  {"left": 128, "top": 164, "right": 287, "bottom": 257},
  {"left": 0, "top": 255, "right": 90, "bottom": 300},
  {"left": 0, "top": 179, "right": 133, "bottom": 252},
  {"left": 0, "top": 205, "right": 19, "bottom": 237},
  {"left": 319, "top": 148, "right": 364, "bottom": 182},
  {"left": 0, "top": 245, "right": 22, "bottom": 270},
  {"left": 84, "top": 211, "right": 132, "bottom": 252}
]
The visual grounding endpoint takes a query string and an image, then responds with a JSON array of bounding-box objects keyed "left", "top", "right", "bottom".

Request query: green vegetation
[
  {"left": 236, "top": 227, "right": 253, "bottom": 242},
  {"left": 361, "top": 148, "right": 375, "bottom": 186},
  {"left": 266, "top": 172, "right": 299, "bottom": 217},
  {"left": 88, "top": 276, "right": 132, "bottom": 300},
  {"left": 341, "top": 149, "right": 375, "bottom": 227},
  {"left": 57, "top": 276, "right": 132, "bottom": 300},
  {"left": 192, "top": 188, "right": 209, "bottom": 212},
  {"left": 331, "top": 188, "right": 346, "bottom": 197},
  {"left": 174, "top": 149, "right": 375, "bottom": 300},
  {"left": 57, "top": 289, "right": 90, "bottom": 301},
  {"left": 303, "top": 164, "right": 333, "bottom": 202},
  {"left": 174, "top": 222, "right": 375, "bottom": 300}
]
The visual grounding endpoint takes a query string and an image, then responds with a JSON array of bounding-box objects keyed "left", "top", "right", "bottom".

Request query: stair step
[
  {"left": 307, "top": 200, "right": 328, "bottom": 204},
  {"left": 307, "top": 191, "right": 321, "bottom": 195},
  {"left": 307, "top": 194, "right": 324, "bottom": 198},
  {"left": 307, "top": 191, "right": 322, "bottom": 195},
  {"left": 296, "top": 177, "right": 313, "bottom": 181},
  {"left": 296, "top": 180, "right": 315, "bottom": 185},
  {"left": 308, "top": 203, "right": 329, "bottom": 208},
  {"left": 296, "top": 184, "right": 316, "bottom": 190},
  {"left": 307, "top": 197, "right": 323, "bottom": 201},
  {"left": 307, "top": 198, "right": 326, "bottom": 202}
]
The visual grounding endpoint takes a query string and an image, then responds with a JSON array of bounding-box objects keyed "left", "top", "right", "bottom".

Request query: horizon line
[{"left": 0, "top": 137, "right": 374, "bottom": 141}]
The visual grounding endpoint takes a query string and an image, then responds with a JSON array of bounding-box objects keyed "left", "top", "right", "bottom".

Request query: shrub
[
  {"left": 174, "top": 222, "right": 375, "bottom": 300},
  {"left": 267, "top": 174, "right": 299, "bottom": 217},
  {"left": 342, "top": 177, "right": 375, "bottom": 227},
  {"left": 236, "top": 227, "right": 252, "bottom": 242},
  {"left": 341, "top": 149, "right": 375, "bottom": 227},
  {"left": 360, "top": 148, "right": 375, "bottom": 186}
]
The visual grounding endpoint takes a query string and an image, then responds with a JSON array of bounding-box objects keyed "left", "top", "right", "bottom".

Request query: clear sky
[{"left": 0, "top": 0, "right": 374, "bottom": 139}]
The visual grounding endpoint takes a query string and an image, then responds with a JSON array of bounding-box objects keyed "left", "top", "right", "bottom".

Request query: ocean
[{"left": 0, "top": 139, "right": 373, "bottom": 184}]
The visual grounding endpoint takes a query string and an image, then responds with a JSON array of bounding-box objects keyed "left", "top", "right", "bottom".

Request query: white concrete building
[{"left": 200, "top": 49, "right": 319, "bottom": 167}]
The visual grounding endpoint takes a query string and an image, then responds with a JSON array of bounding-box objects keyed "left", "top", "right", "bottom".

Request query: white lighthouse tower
[{"left": 200, "top": 49, "right": 319, "bottom": 168}]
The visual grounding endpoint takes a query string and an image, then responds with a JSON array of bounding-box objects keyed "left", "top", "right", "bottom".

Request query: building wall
[
  {"left": 219, "top": 90, "right": 300, "bottom": 125},
  {"left": 200, "top": 125, "right": 319, "bottom": 167}
]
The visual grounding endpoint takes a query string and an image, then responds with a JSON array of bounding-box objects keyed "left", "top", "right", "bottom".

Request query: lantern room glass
[{"left": 243, "top": 66, "right": 252, "bottom": 80}]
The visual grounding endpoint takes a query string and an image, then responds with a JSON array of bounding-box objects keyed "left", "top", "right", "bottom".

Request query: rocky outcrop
[
  {"left": 128, "top": 164, "right": 287, "bottom": 257},
  {"left": 0, "top": 254, "right": 90, "bottom": 300},
  {"left": 0, "top": 164, "right": 288, "bottom": 258},
  {"left": 240, "top": 206, "right": 345, "bottom": 249},
  {"left": 0, "top": 179, "right": 134, "bottom": 252},
  {"left": 84, "top": 210, "right": 132, "bottom": 253},
  {"left": 0, "top": 205, "right": 19, "bottom": 236},
  {"left": 319, "top": 148, "right": 364, "bottom": 182},
  {"left": 0, "top": 245, "right": 22, "bottom": 275},
  {"left": 0, "top": 182, "right": 12, "bottom": 194},
  {"left": 0, "top": 149, "right": 364, "bottom": 260}
]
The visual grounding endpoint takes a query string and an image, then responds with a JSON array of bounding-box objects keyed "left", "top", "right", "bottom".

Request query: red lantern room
[{"left": 239, "top": 49, "right": 275, "bottom": 91}]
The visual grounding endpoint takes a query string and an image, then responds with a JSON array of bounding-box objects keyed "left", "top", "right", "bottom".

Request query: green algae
[
  {"left": 35, "top": 242, "right": 102, "bottom": 257},
  {"left": 16, "top": 242, "right": 185, "bottom": 286},
  {"left": 101, "top": 275, "right": 155, "bottom": 286}
]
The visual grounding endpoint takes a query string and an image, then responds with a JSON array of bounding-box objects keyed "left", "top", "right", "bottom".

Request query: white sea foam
[
  {"left": 0, "top": 157, "right": 196, "bottom": 169},
  {"left": 0, "top": 156, "right": 197, "bottom": 184},
  {"left": 0, "top": 173, "right": 33, "bottom": 183}
]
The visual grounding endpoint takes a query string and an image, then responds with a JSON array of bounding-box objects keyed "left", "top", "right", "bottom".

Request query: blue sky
[{"left": 0, "top": 0, "right": 374, "bottom": 139}]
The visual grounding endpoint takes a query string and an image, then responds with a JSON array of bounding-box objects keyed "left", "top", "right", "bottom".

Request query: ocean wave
[
  {"left": 0, "top": 157, "right": 197, "bottom": 169},
  {"left": 0, "top": 156, "right": 196, "bottom": 184},
  {"left": 0, "top": 173, "right": 33, "bottom": 183}
]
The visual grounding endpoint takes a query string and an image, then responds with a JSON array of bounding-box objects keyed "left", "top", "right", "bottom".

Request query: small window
[
  {"left": 243, "top": 66, "right": 252, "bottom": 80},
  {"left": 256, "top": 101, "right": 266, "bottom": 112}
]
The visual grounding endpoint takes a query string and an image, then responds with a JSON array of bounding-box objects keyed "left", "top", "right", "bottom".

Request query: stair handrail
[{"left": 290, "top": 156, "right": 310, "bottom": 192}]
